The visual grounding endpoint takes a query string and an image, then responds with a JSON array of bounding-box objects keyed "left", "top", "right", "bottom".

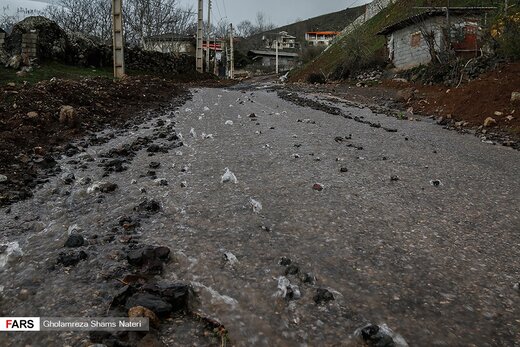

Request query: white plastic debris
[
  {"left": 203, "top": 106, "right": 210, "bottom": 111},
  {"left": 223, "top": 252, "right": 239, "bottom": 265},
  {"left": 229, "top": 104, "right": 234, "bottom": 108},
  {"left": 263, "top": 144, "right": 271, "bottom": 149},
  {"left": 0, "top": 241, "right": 23, "bottom": 268},
  {"left": 201, "top": 132, "right": 214, "bottom": 139},
  {"left": 86, "top": 182, "right": 101, "bottom": 194},
  {"left": 249, "top": 198, "right": 262, "bottom": 213},
  {"left": 185, "top": 108, "right": 192, "bottom": 112},
  {"left": 275, "top": 276, "right": 301, "bottom": 300},
  {"left": 221, "top": 168, "right": 238, "bottom": 184},
  {"left": 67, "top": 224, "right": 83, "bottom": 235},
  {"left": 237, "top": 114, "right": 242, "bottom": 119},
  {"left": 225, "top": 120, "right": 234, "bottom": 125},
  {"left": 430, "top": 179, "right": 442, "bottom": 187},
  {"left": 276, "top": 276, "right": 291, "bottom": 298},
  {"left": 191, "top": 281, "right": 238, "bottom": 308},
  {"left": 293, "top": 154, "right": 301, "bottom": 158},
  {"left": 175, "top": 151, "right": 183, "bottom": 156},
  {"left": 190, "top": 128, "right": 197, "bottom": 137}
]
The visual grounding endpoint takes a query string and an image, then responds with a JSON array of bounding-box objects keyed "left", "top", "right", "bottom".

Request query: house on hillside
[
  {"left": 247, "top": 49, "right": 299, "bottom": 72},
  {"left": 304, "top": 31, "right": 340, "bottom": 46},
  {"left": 377, "top": 7, "right": 494, "bottom": 70},
  {"left": 143, "top": 34, "right": 196, "bottom": 55},
  {"left": 262, "top": 31, "right": 298, "bottom": 50}
]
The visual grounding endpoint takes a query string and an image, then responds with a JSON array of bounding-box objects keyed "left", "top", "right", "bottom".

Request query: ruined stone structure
[{"left": 21, "top": 32, "right": 38, "bottom": 59}]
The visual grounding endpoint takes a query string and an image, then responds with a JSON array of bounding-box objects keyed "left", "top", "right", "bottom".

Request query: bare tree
[
  {"left": 236, "top": 20, "right": 254, "bottom": 38},
  {"left": 45, "top": 0, "right": 195, "bottom": 45},
  {"left": 123, "top": 0, "right": 194, "bottom": 45},
  {"left": 46, "top": 0, "right": 112, "bottom": 41},
  {"left": 1, "top": 6, "right": 46, "bottom": 32},
  {"left": 211, "top": 19, "right": 230, "bottom": 39},
  {"left": 234, "top": 12, "right": 275, "bottom": 38}
]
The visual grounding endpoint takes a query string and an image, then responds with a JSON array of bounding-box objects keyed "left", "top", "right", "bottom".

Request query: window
[{"left": 410, "top": 32, "right": 422, "bottom": 47}]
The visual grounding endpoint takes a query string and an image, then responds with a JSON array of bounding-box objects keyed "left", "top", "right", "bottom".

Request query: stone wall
[
  {"left": 365, "top": 0, "right": 395, "bottom": 21},
  {"left": 341, "top": 0, "right": 396, "bottom": 36},
  {"left": 21, "top": 32, "right": 38, "bottom": 59}
]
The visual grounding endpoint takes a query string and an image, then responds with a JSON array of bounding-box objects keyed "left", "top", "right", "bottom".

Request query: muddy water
[{"left": 1, "top": 87, "right": 519, "bottom": 347}]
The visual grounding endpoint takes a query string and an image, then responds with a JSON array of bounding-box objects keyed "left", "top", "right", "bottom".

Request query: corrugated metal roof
[
  {"left": 248, "top": 50, "right": 300, "bottom": 57},
  {"left": 377, "top": 7, "right": 496, "bottom": 35}
]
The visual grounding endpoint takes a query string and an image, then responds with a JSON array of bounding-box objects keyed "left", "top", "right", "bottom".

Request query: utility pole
[
  {"left": 196, "top": 0, "right": 204, "bottom": 73},
  {"left": 205, "top": 0, "right": 211, "bottom": 72},
  {"left": 275, "top": 40, "right": 279, "bottom": 74},
  {"left": 213, "top": 32, "right": 218, "bottom": 75},
  {"left": 446, "top": 0, "right": 451, "bottom": 47},
  {"left": 112, "top": 0, "right": 125, "bottom": 78},
  {"left": 229, "top": 23, "right": 234, "bottom": 79}
]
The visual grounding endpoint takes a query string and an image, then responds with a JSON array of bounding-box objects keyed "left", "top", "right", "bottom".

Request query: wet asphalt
[{"left": 0, "top": 85, "right": 519, "bottom": 346}]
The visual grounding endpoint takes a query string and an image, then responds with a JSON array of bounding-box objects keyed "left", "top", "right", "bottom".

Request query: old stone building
[{"left": 378, "top": 8, "right": 494, "bottom": 70}]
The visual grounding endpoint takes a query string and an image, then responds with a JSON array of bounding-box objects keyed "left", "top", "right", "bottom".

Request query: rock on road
[{"left": 0, "top": 85, "right": 519, "bottom": 346}]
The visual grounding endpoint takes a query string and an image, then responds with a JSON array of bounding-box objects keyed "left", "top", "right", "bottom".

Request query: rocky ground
[
  {"left": 287, "top": 62, "right": 520, "bottom": 150},
  {"left": 0, "top": 80, "right": 518, "bottom": 346},
  {"left": 0, "top": 76, "right": 234, "bottom": 207}
]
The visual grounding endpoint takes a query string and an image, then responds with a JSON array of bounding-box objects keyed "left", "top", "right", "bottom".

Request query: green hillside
[
  {"left": 236, "top": 5, "right": 367, "bottom": 53},
  {"left": 290, "top": 0, "right": 503, "bottom": 81}
]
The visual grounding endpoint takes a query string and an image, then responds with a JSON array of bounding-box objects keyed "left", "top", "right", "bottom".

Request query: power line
[
  {"left": 221, "top": 0, "right": 228, "bottom": 19},
  {"left": 214, "top": 0, "right": 223, "bottom": 21}
]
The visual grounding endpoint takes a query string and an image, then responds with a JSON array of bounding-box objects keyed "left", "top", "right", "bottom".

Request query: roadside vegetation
[
  {"left": 0, "top": 62, "right": 112, "bottom": 84},
  {"left": 290, "top": 0, "right": 518, "bottom": 83}
]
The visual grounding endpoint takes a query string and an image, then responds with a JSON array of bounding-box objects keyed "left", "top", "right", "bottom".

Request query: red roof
[{"left": 305, "top": 31, "right": 340, "bottom": 35}]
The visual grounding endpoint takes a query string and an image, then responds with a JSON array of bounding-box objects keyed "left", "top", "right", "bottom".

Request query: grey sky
[
  {"left": 13, "top": 0, "right": 372, "bottom": 27},
  {"left": 177, "top": 0, "right": 371, "bottom": 27}
]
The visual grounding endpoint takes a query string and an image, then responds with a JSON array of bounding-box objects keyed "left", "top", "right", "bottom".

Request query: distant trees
[
  {"left": 46, "top": 0, "right": 112, "bottom": 41},
  {"left": 45, "top": 0, "right": 195, "bottom": 45},
  {"left": 235, "top": 12, "right": 275, "bottom": 38},
  {"left": 123, "top": 0, "right": 194, "bottom": 44},
  {"left": 1, "top": 6, "right": 45, "bottom": 32}
]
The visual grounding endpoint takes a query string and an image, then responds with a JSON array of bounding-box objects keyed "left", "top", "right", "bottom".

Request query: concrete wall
[{"left": 144, "top": 41, "right": 195, "bottom": 55}]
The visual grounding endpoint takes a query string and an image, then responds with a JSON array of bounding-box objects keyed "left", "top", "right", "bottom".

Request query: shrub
[{"left": 307, "top": 72, "right": 326, "bottom": 84}]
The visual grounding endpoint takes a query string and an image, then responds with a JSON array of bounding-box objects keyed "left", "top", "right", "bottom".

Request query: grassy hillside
[
  {"left": 290, "top": 0, "right": 503, "bottom": 81},
  {"left": 236, "top": 5, "right": 367, "bottom": 53}
]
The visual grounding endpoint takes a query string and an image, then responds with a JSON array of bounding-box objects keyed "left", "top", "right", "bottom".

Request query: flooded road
[{"left": 1, "top": 86, "right": 519, "bottom": 346}]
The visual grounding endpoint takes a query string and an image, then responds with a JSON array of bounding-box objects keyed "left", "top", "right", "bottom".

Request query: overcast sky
[
  {"left": 177, "top": 0, "right": 371, "bottom": 27},
  {"left": 5, "top": 0, "right": 372, "bottom": 27}
]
